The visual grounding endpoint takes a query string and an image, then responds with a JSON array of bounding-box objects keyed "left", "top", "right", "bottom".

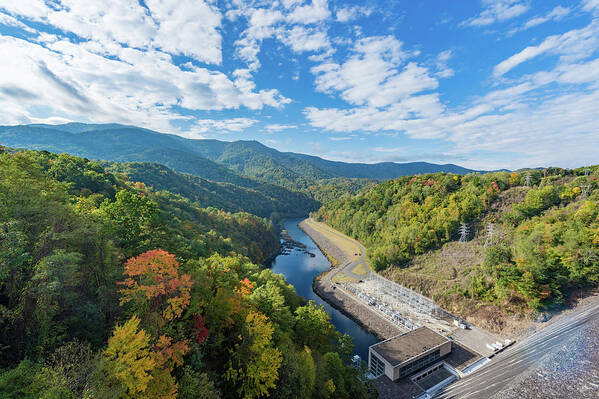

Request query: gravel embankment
[
  {"left": 490, "top": 314, "right": 599, "bottom": 399},
  {"left": 299, "top": 220, "right": 402, "bottom": 340}
]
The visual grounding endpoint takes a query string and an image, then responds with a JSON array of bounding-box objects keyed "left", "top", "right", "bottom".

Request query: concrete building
[{"left": 368, "top": 326, "right": 451, "bottom": 381}]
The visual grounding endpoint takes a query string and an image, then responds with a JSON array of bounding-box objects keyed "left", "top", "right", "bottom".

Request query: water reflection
[{"left": 270, "top": 219, "right": 379, "bottom": 360}]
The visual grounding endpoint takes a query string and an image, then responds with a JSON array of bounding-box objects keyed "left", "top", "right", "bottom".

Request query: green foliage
[
  {"left": 107, "top": 162, "right": 318, "bottom": 219},
  {"left": 506, "top": 185, "right": 561, "bottom": 223},
  {"left": 484, "top": 245, "right": 513, "bottom": 267},
  {"left": 316, "top": 172, "right": 507, "bottom": 269},
  {"left": 225, "top": 312, "right": 282, "bottom": 399},
  {"left": 273, "top": 347, "right": 316, "bottom": 399},
  {"left": 177, "top": 367, "right": 220, "bottom": 399},
  {"left": 99, "top": 190, "right": 160, "bottom": 256},
  {"left": 294, "top": 301, "right": 338, "bottom": 353},
  {"left": 0, "top": 360, "right": 43, "bottom": 399},
  {"left": 0, "top": 148, "right": 376, "bottom": 398},
  {"left": 318, "top": 167, "right": 599, "bottom": 313}
]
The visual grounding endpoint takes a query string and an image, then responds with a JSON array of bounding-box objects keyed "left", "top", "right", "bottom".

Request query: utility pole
[
  {"left": 525, "top": 172, "right": 532, "bottom": 188},
  {"left": 484, "top": 223, "right": 495, "bottom": 247},
  {"left": 581, "top": 183, "right": 592, "bottom": 198},
  {"left": 458, "top": 223, "right": 469, "bottom": 243}
]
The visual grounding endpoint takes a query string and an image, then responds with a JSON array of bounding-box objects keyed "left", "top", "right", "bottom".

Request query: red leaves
[
  {"left": 193, "top": 314, "right": 209, "bottom": 344},
  {"left": 155, "top": 334, "right": 189, "bottom": 367},
  {"left": 488, "top": 181, "right": 500, "bottom": 193}
]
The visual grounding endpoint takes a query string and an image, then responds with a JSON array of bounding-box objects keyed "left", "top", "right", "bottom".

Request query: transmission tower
[
  {"left": 484, "top": 223, "right": 495, "bottom": 247},
  {"left": 458, "top": 223, "right": 469, "bottom": 243},
  {"left": 584, "top": 167, "right": 591, "bottom": 177},
  {"left": 525, "top": 172, "right": 532, "bottom": 188},
  {"left": 582, "top": 183, "right": 592, "bottom": 198}
]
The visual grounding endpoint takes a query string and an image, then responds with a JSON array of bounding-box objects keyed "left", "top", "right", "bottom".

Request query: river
[{"left": 270, "top": 219, "right": 378, "bottom": 360}]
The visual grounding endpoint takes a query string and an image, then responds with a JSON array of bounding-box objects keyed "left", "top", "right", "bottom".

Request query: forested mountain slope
[
  {"left": 106, "top": 162, "right": 316, "bottom": 219},
  {"left": 0, "top": 147, "right": 374, "bottom": 398},
  {"left": 0, "top": 123, "right": 478, "bottom": 192},
  {"left": 316, "top": 168, "right": 599, "bottom": 323}
]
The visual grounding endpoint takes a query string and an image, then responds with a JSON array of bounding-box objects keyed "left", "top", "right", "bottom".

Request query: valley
[
  {"left": 1, "top": 2, "right": 597, "bottom": 398},
  {"left": 0, "top": 124, "right": 597, "bottom": 399}
]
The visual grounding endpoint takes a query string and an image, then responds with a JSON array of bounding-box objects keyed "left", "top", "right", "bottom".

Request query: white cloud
[
  {"left": 335, "top": 5, "right": 372, "bottom": 23},
  {"left": 192, "top": 118, "right": 258, "bottom": 133},
  {"left": 0, "top": 11, "right": 36, "bottom": 32},
  {"left": 517, "top": 6, "right": 570, "bottom": 32},
  {"left": 232, "top": 2, "right": 331, "bottom": 71},
  {"left": 2, "top": 1, "right": 223, "bottom": 65},
  {"left": 312, "top": 36, "right": 437, "bottom": 108},
  {"left": 0, "top": 33, "right": 288, "bottom": 130},
  {"left": 494, "top": 20, "right": 599, "bottom": 77},
  {"left": 278, "top": 26, "right": 330, "bottom": 53},
  {"left": 463, "top": 0, "right": 529, "bottom": 27},
  {"left": 286, "top": 0, "right": 330, "bottom": 24},
  {"left": 145, "top": 0, "right": 223, "bottom": 65},
  {"left": 583, "top": 0, "right": 599, "bottom": 14},
  {"left": 305, "top": 44, "right": 599, "bottom": 169},
  {"left": 435, "top": 50, "right": 454, "bottom": 78},
  {"left": 373, "top": 147, "right": 403, "bottom": 153},
  {"left": 265, "top": 123, "right": 297, "bottom": 132},
  {"left": 0, "top": 1, "right": 292, "bottom": 132}
]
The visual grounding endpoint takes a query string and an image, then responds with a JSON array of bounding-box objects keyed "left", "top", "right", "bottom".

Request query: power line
[
  {"left": 524, "top": 172, "right": 532, "bottom": 188},
  {"left": 484, "top": 223, "right": 495, "bottom": 247},
  {"left": 458, "top": 222, "right": 469, "bottom": 243}
]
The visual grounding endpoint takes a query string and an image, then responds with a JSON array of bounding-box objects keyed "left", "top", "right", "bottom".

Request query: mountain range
[{"left": 0, "top": 123, "right": 477, "bottom": 183}]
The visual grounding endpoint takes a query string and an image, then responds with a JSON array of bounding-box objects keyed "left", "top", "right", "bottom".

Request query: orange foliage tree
[
  {"left": 119, "top": 249, "right": 193, "bottom": 325},
  {"left": 117, "top": 249, "right": 194, "bottom": 398}
]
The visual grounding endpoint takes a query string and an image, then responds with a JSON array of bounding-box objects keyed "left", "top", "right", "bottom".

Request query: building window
[
  {"left": 398, "top": 349, "right": 441, "bottom": 378},
  {"left": 370, "top": 354, "right": 385, "bottom": 377}
]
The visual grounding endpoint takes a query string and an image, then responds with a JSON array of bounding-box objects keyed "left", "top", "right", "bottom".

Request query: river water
[{"left": 270, "top": 219, "right": 378, "bottom": 360}]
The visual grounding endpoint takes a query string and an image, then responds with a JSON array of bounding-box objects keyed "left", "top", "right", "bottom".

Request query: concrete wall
[{"left": 439, "top": 341, "right": 451, "bottom": 357}]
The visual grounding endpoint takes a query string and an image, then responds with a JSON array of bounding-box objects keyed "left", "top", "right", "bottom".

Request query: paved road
[
  {"left": 304, "top": 218, "right": 372, "bottom": 279},
  {"left": 437, "top": 298, "right": 599, "bottom": 399}
]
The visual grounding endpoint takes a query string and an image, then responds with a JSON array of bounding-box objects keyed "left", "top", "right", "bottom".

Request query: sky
[{"left": 0, "top": 0, "right": 598, "bottom": 170}]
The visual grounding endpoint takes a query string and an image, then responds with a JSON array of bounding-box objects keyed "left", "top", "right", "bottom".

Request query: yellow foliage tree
[
  {"left": 103, "top": 316, "right": 156, "bottom": 398},
  {"left": 226, "top": 312, "right": 282, "bottom": 399}
]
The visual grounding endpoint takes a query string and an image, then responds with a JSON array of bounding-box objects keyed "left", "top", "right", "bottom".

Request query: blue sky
[{"left": 0, "top": 1, "right": 598, "bottom": 169}]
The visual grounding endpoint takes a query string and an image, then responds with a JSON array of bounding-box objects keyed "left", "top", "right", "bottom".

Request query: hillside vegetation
[
  {"left": 316, "top": 168, "right": 599, "bottom": 319},
  {"left": 0, "top": 123, "right": 476, "bottom": 194},
  {"left": 106, "top": 162, "right": 317, "bottom": 219},
  {"left": 0, "top": 148, "right": 374, "bottom": 399}
]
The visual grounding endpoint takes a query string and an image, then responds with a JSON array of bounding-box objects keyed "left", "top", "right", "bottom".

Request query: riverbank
[
  {"left": 271, "top": 219, "right": 379, "bottom": 360},
  {"left": 299, "top": 219, "right": 402, "bottom": 340}
]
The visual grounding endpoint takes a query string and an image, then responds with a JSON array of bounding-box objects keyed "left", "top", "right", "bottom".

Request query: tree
[
  {"left": 294, "top": 301, "right": 336, "bottom": 353},
  {"left": 249, "top": 281, "right": 294, "bottom": 341},
  {"left": 177, "top": 367, "right": 220, "bottom": 399},
  {"left": 318, "top": 352, "right": 347, "bottom": 399},
  {"left": 226, "top": 312, "right": 282, "bottom": 399},
  {"left": 101, "top": 316, "right": 156, "bottom": 398},
  {"left": 146, "top": 335, "right": 190, "bottom": 399},
  {"left": 119, "top": 249, "right": 193, "bottom": 331},
  {"left": 29, "top": 250, "right": 85, "bottom": 356},
  {"left": 0, "top": 360, "right": 43, "bottom": 399},
  {"left": 99, "top": 190, "right": 160, "bottom": 255},
  {"left": 273, "top": 347, "right": 316, "bottom": 399}
]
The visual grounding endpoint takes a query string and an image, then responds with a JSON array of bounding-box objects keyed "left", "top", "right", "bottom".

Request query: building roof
[{"left": 370, "top": 327, "right": 450, "bottom": 367}]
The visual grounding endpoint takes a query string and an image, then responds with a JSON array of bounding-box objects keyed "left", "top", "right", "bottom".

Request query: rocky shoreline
[{"left": 299, "top": 219, "right": 402, "bottom": 340}]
